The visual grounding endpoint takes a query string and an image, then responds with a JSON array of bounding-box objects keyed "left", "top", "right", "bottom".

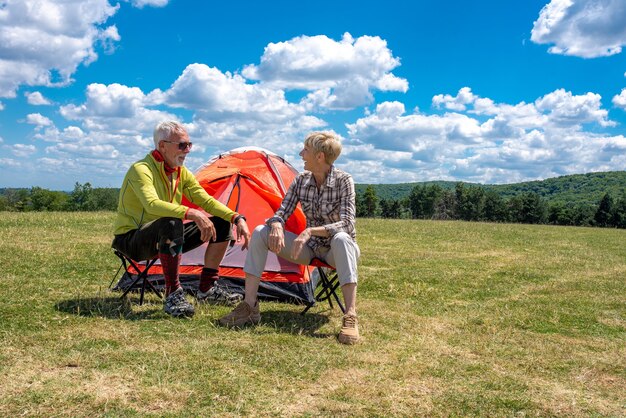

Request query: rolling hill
[{"left": 356, "top": 171, "right": 626, "bottom": 204}]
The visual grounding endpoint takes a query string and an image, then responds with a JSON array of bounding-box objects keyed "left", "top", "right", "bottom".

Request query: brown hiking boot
[
  {"left": 218, "top": 301, "right": 261, "bottom": 327},
  {"left": 338, "top": 313, "right": 359, "bottom": 345}
]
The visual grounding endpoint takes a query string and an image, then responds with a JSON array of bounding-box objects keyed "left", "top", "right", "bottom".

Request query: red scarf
[{"left": 151, "top": 150, "right": 176, "bottom": 175}]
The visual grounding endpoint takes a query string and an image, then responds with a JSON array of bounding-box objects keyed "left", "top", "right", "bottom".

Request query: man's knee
[
  {"left": 158, "top": 217, "right": 184, "bottom": 246},
  {"left": 211, "top": 216, "right": 234, "bottom": 242}
]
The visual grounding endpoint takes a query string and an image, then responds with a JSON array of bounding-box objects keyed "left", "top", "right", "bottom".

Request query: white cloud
[
  {"left": 612, "top": 88, "right": 626, "bottom": 108},
  {"left": 243, "top": 33, "right": 408, "bottom": 109},
  {"left": 345, "top": 86, "right": 624, "bottom": 183},
  {"left": 337, "top": 143, "right": 428, "bottom": 183},
  {"left": 182, "top": 114, "right": 326, "bottom": 166},
  {"left": 12, "top": 143, "right": 37, "bottom": 158},
  {"left": 433, "top": 87, "right": 477, "bottom": 111},
  {"left": 433, "top": 87, "right": 613, "bottom": 129},
  {"left": 33, "top": 125, "right": 85, "bottom": 143},
  {"left": 62, "top": 83, "right": 146, "bottom": 118},
  {"left": 60, "top": 82, "right": 177, "bottom": 132},
  {"left": 33, "top": 154, "right": 124, "bottom": 187},
  {"left": 460, "top": 131, "right": 626, "bottom": 183},
  {"left": 52, "top": 72, "right": 327, "bottom": 174},
  {"left": 531, "top": 0, "right": 626, "bottom": 58},
  {"left": 63, "top": 126, "right": 85, "bottom": 139},
  {"left": 25, "top": 91, "right": 52, "bottom": 105},
  {"left": 46, "top": 142, "right": 119, "bottom": 159},
  {"left": 157, "top": 63, "right": 328, "bottom": 155},
  {"left": 347, "top": 101, "right": 487, "bottom": 157},
  {"left": 535, "top": 88, "right": 613, "bottom": 127},
  {"left": 164, "top": 64, "right": 302, "bottom": 118},
  {"left": 26, "top": 113, "right": 53, "bottom": 127},
  {"left": 0, "top": 101, "right": 4, "bottom": 111},
  {"left": 0, "top": 0, "right": 120, "bottom": 98},
  {"left": 130, "top": 0, "right": 169, "bottom": 8},
  {"left": 0, "top": 158, "right": 22, "bottom": 168}
]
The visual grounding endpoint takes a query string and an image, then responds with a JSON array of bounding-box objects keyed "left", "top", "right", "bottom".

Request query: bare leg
[
  {"left": 341, "top": 283, "right": 357, "bottom": 316},
  {"left": 203, "top": 241, "right": 229, "bottom": 269},
  {"left": 243, "top": 272, "right": 261, "bottom": 306}
]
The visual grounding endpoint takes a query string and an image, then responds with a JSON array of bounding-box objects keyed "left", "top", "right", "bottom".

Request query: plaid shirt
[{"left": 268, "top": 166, "right": 357, "bottom": 251}]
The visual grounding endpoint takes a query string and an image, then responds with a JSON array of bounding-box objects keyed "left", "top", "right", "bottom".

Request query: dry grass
[{"left": 0, "top": 212, "right": 624, "bottom": 416}]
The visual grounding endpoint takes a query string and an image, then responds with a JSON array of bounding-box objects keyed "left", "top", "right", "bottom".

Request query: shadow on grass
[
  {"left": 55, "top": 294, "right": 341, "bottom": 338},
  {"left": 259, "top": 307, "right": 336, "bottom": 338},
  {"left": 55, "top": 294, "right": 163, "bottom": 320}
]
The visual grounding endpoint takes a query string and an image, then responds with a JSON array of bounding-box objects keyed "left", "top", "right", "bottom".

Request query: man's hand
[
  {"left": 235, "top": 218, "right": 250, "bottom": 250},
  {"left": 268, "top": 222, "right": 285, "bottom": 254},
  {"left": 291, "top": 228, "right": 311, "bottom": 260},
  {"left": 186, "top": 208, "right": 216, "bottom": 242}
]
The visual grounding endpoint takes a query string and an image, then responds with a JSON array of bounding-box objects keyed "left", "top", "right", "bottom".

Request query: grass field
[{"left": 0, "top": 212, "right": 624, "bottom": 417}]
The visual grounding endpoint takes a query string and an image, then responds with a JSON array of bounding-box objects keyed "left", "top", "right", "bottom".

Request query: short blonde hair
[
  {"left": 304, "top": 131, "right": 342, "bottom": 165},
  {"left": 153, "top": 121, "right": 187, "bottom": 148}
]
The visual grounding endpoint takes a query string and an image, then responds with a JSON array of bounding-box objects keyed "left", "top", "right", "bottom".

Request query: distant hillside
[
  {"left": 3, "top": 171, "right": 626, "bottom": 208},
  {"left": 486, "top": 172, "right": 626, "bottom": 204},
  {"left": 354, "top": 181, "right": 462, "bottom": 201},
  {"left": 356, "top": 171, "right": 626, "bottom": 204}
]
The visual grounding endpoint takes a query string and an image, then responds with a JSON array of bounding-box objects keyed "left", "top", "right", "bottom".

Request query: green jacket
[{"left": 114, "top": 152, "right": 236, "bottom": 235}]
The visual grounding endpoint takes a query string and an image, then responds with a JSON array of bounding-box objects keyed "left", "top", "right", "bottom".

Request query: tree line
[
  {"left": 3, "top": 181, "right": 626, "bottom": 228},
  {"left": 357, "top": 183, "right": 626, "bottom": 228},
  {"left": 0, "top": 183, "right": 118, "bottom": 212}
]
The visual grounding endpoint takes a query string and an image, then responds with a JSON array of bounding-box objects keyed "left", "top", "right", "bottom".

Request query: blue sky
[{"left": 1, "top": 0, "right": 626, "bottom": 189}]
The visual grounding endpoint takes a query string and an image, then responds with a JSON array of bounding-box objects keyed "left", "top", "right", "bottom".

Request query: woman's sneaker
[
  {"left": 338, "top": 314, "right": 359, "bottom": 344},
  {"left": 164, "top": 287, "right": 195, "bottom": 318},
  {"left": 196, "top": 284, "right": 243, "bottom": 306},
  {"left": 218, "top": 301, "right": 261, "bottom": 327}
]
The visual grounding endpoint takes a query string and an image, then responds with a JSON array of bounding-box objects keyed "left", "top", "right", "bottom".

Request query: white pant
[{"left": 243, "top": 225, "right": 361, "bottom": 285}]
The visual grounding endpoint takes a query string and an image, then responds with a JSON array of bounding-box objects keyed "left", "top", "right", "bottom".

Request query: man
[
  {"left": 112, "top": 121, "right": 250, "bottom": 317},
  {"left": 219, "top": 131, "right": 361, "bottom": 344}
]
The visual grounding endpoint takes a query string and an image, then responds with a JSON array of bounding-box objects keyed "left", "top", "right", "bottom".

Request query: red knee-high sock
[
  {"left": 159, "top": 252, "right": 181, "bottom": 296},
  {"left": 199, "top": 267, "right": 219, "bottom": 293}
]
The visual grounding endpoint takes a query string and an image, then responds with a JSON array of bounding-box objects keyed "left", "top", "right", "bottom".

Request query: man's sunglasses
[{"left": 162, "top": 140, "right": 193, "bottom": 151}]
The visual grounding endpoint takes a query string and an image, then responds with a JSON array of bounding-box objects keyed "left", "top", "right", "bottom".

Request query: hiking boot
[
  {"left": 338, "top": 314, "right": 359, "bottom": 345},
  {"left": 218, "top": 301, "right": 261, "bottom": 327},
  {"left": 164, "top": 287, "right": 195, "bottom": 318},
  {"left": 196, "top": 284, "right": 243, "bottom": 306}
]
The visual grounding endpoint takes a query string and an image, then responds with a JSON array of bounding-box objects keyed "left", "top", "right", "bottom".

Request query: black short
[{"left": 112, "top": 216, "right": 233, "bottom": 261}]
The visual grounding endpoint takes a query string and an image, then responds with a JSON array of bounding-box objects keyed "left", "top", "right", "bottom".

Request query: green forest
[
  {"left": 355, "top": 171, "right": 626, "bottom": 203},
  {"left": 3, "top": 171, "right": 626, "bottom": 228},
  {"left": 354, "top": 171, "right": 626, "bottom": 228}
]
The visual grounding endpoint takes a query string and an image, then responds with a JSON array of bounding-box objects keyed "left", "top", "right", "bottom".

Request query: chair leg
[
  {"left": 118, "top": 258, "right": 161, "bottom": 304},
  {"left": 329, "top": 278, "right": 345, "bottom": 313},
  {"left": 320, "top": 270, "right": 345, "bottom": 313},
  {"left": 139, "top": 271, "right": 147, "bottom": 305},
  {"left": 139, "top": 259, "right": 161, "bottom": 305},
  {"left": 312, "top": 268, "right": 333, "bottom": 309},
  {"left": 300, "top": 302, "right": 315, "bottom": 315},
  {"left": 109, "top": 262, "right": 124, "bottom": 289},
  {"left": 142, "top": 274, "right": 162, "bottom": 299},
  {"left": 301, "top": 266, "right": 345, "bottom": 314},
  {"left": 119, "top": 273, "right": 144, "bottom": 300}
]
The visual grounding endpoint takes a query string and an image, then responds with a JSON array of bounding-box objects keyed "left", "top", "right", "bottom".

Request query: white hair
[{"left": 153, "top": 121, "right": 187, "bottom": 148}]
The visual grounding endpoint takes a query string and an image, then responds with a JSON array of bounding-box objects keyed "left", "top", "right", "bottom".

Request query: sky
[{"left": 1, "top": 0, "right": 626, "bottom": 190}]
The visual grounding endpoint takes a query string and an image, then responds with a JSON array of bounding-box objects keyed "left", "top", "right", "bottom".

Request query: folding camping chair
[
  {"left": 110, "top": 250, "right": 162, "bottom": 305},
  {"left": 301, "top": 258, "right": 346, "bottom": 315}
]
